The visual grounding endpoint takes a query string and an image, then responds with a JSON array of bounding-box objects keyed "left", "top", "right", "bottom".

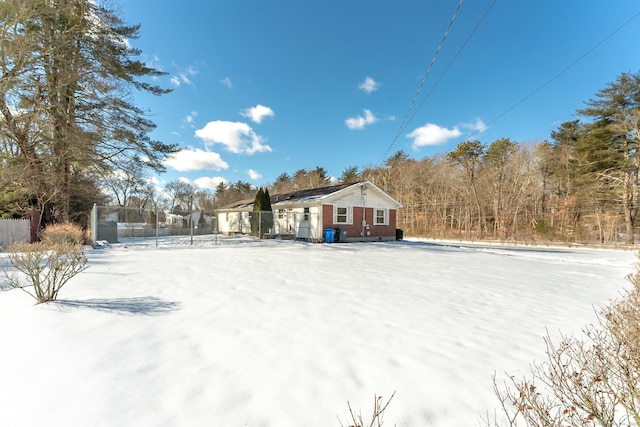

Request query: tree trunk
[{"left": 624, "top": 188, "right": 635, "bottom": 244}]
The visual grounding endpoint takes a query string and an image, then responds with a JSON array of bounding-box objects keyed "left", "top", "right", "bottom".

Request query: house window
[
  {"left": 334, "top": 206, "right": 352, "bottom": 224},
  {"left": 278, "top": 209, "right": 285, "bottom": 219},
  {"left": 375, "top": 208, "right": 388, "bottom": 225},
  {"left": 303, "top": 207, "right": 310, "bottom": 221}
]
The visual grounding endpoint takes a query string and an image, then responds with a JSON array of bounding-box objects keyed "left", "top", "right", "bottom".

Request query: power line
[
  {"left": 377, "top": 0, "right": 464, "bottom": 166},
  {"left": 460, "top": 8, "right": 640, "bottom": 143},
  {"left": 408, "top": 0, "right": 497, "bottom": 127}
]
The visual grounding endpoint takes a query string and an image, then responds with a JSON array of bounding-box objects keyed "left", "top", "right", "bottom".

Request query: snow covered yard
[{"left": 0, "top": 236, "right": 636, "bottom": 426}]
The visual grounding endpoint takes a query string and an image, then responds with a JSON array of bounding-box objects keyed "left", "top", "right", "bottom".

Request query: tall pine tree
[
  {"left": 0, "top": 0, "right": 177, "bottom": 222},
  {"left": 261, "top": 188, "right": 274, "bottom": 235},
  {"left": 576, "top": 72, "right": 640, "bottom": 243}
]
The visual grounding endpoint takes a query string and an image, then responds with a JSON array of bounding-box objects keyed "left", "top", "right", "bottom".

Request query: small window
[
  {"left": 336, "top": 207, "right": 347, "bottom": 223},
  {"left": 278, "top": 209, "right": 285, "bottom": 219},
  {"left": 303, "top": 207, "right": 310, "bottom": 221},
  {"left": 334, "top": 206, "right": 351, "bottom": 224},
  {"left": 375, "top": 208, "right": 387, "bottom": 225}
]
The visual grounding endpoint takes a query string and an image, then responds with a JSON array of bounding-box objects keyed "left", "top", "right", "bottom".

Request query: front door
[{"left": 295, "top": 207, "right": 311, "bottom": 240}]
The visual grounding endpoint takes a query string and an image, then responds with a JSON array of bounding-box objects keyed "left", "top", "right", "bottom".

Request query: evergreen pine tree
[
  {"left": 261, "top": 188, "right": 274, "bottom": 235},
  {"left": 250, "top": 187, "right": 264, "bottom": 236}
]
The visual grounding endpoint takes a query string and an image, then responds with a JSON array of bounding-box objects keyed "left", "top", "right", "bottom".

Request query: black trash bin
[
  {"left": 334, "top": 228, "right": 341, "bottom": 242},
  {"left": 395, "top": 228, "right": 404, "bottom": 241}
]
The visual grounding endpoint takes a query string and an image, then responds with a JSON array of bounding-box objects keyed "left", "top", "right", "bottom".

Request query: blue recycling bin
[{"left": 324, "top": 228, "right": 336, "bottom": 243}]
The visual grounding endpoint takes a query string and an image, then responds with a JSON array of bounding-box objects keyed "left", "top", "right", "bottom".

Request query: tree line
[
  {"left": 210, "top": 72, "right": 640, "bottom": 246},
  {"left": 211, "top": 71, "right": 638, "bottom": 246},
  {"left": 377, "top": 71, "right": 640, "bottom": 245},
  {"left": 1, "top": 2, "right": 639, "bottom": 245}
]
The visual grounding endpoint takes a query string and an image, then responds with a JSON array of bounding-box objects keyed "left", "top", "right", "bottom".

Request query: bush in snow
[
  {"left": 2, "top": 223, "right": 88, "bottom": 304},
  {"left": 484, "top": 259, "right": 640, "bottom": 426},
  {"left": 40, "top": 222, "right": 87, "bottom": 246}
]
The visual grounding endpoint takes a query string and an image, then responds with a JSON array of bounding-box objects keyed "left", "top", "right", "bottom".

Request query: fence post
[
  {"left": 190, "top": 195, "right": 194, "bottom": 245},
  {"left": 293, "top": 212, "right": 297, "bottom": 239},
  {"left": 90, "top": 203, "right": 97, "bottom": 247},
  {"left": 155, "top": 204, "right": 159, "bottom": 248},
  {"left": 214, "top": 214, "right": 218, "bottom": 245},
  {"left": 27, "top": 206, "right": 40, "bottom": 243}
]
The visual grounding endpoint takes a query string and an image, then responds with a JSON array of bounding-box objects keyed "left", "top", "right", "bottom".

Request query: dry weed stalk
[{"left": 339, "top": 391, "right": 396, "bottom": 427}]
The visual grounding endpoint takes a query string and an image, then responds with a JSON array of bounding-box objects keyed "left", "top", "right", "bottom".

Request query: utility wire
[
  {"left": 377, "top": 0, "right": 464, "bottom": 166},
  {"left": 408, "top": 0, "right": 497, "bottom": 128},
  {"left": 460, "top": 8, "right": 640, "bottom": 143}
]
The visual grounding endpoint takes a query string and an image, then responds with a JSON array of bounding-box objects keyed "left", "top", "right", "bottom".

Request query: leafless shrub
[
  {"left": 339, "top": 392, "right": 396, "bottom": 427},
  {"left": 40, "top": 222, "right": 87, "bottom": 246},
  {"left": 2, "top": 241, "right": 88, "bottom": 304},
  {"left": 483, "top": 260, "right": 640, "bottom": 426}
]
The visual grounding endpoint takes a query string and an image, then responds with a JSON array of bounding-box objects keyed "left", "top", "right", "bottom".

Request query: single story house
[{"left": 216, "top": 180, "right": 402, "bottom": 242}]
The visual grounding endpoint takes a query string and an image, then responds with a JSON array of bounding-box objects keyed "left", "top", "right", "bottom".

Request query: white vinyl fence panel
[{"left": 0, "top": 219, "right": 30, "bottom": 250}]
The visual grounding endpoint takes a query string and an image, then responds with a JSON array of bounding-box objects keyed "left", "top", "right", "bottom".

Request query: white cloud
[
  {"left": 183, "top": 111, "right": 198, "bottom": 128},
  {"left": 194, "top": 176, "right": 227, "bottom": 190},
  {"left": 164, "top": 148, "right": 229, "bottom": 172},
  {"left": 345, "top": 109, "right": 378, "bottom": 130},
  {"left": 247, "top": 169, "right": 262, "bottom": 180},
  {"left": 195, "top": 121, "right": 272, "bottom": 154},
  {"left": 170, "top": 66, "right": 198, "bottom": 87},
  {"left": 220, "top": 77, "right": 233, "bottom": 89},
  {"left": 240, "top": 104, "right": 275, "bottom": 124},
  {"left": 462, "top": 118, "right": 487, "bottom": 133},
  {"left": 407, "top": 123, "right": 462, "bottom": 149},
  {"left": 359, "top": 76, "right": 380, "bottom": 94}
]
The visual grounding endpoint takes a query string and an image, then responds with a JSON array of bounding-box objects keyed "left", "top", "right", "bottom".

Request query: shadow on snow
[{"left": 53, "top": 297, "right": 180, "bottom": 316}]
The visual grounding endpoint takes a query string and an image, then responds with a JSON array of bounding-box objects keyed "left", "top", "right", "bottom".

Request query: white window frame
[
  {"left": 374, "top": 208, "right": 388, "bottom": 225},
  {"left": 277, "top": 209, "right": 285, "bottom": 219},
  {"left": 333, "top": 206, "right": 352, "bottom": 224},
  {"left": 303, "top": 207, "right": 310, "bottom": 221}
]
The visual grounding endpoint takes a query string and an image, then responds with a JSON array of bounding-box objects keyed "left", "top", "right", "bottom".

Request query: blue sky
[{"left": 119, "top": 1, "right": 640, "bottom": 190}]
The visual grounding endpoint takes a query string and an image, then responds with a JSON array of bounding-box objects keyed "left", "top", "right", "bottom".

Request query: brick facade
[{"left": 322, "top": 204, "right": 397, "bottom": 241}]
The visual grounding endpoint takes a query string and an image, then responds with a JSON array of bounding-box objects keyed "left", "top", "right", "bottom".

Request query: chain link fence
[
  {"left": 89, "top": 205, "right": 218, "bottom": 246},
  {"left": 89, "top": 206, "right": 322, "bottom": 246}
]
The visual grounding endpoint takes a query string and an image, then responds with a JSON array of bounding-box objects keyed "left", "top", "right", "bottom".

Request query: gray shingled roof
[{"left": 220, "top": 182, "right": 360, "bottom": 210}]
